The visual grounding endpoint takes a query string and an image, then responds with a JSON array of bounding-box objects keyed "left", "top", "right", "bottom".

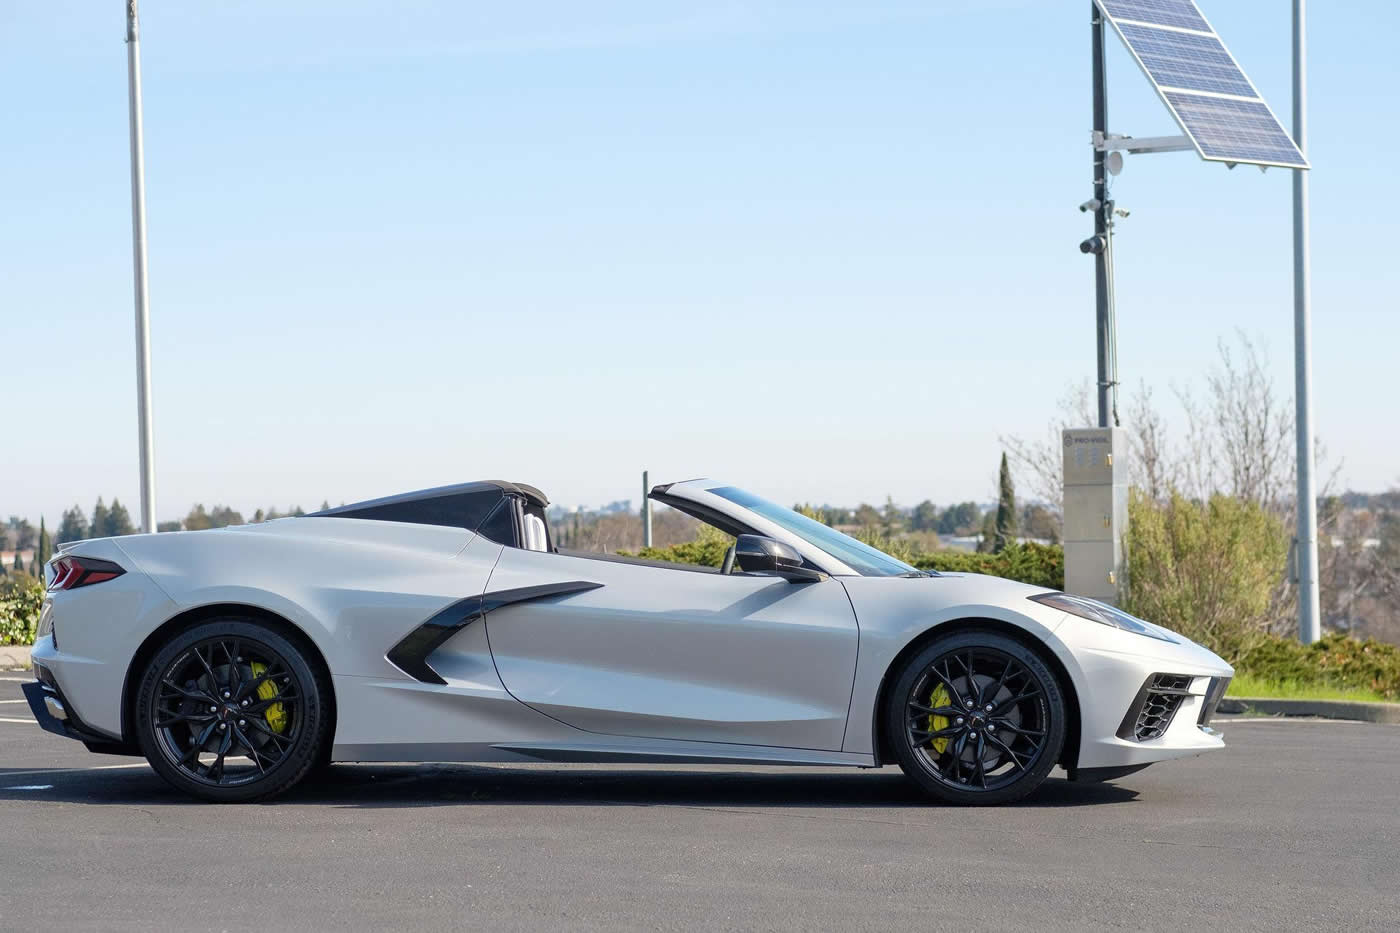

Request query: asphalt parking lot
[{"left": 1, "top": 673, "right": 1397, "bottom": 932}]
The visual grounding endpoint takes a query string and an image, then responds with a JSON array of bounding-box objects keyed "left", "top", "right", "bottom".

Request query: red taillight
[{"left": 47, "top": 556, "right": 125, "bottom": 591}]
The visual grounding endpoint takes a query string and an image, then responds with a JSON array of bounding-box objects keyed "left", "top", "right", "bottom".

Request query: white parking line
[
  {"left": 0, "top": 699, "right": 29, "bottom": 704},
  {"left": 0, "top": 763, "right": 150, "bottom": 779},
  {"left": 0, "top": 676, "right": 34, "bottom": 683},
  {"left": 1219, "top": 716, "right": 1370, "bottom": 725},
  {"left": 0, "top": 717, "right": 36, "bottom": 724}
]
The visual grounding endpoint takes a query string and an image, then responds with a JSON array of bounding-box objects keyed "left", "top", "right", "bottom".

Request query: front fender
[{"left": 838, "top": 574, "right": 1078, "bottom": 757}]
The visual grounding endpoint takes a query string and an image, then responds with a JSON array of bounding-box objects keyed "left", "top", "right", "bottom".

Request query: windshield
[{"left": 707, "top": 485, "right": 920, "bottom": 577}]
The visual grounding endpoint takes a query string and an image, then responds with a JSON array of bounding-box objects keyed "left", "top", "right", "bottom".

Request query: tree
[
  {"left": 90, "top": 499, "right": 110, "bottom": 540},
  {"left": 938, "top": 502, "right": 981, "bottom": 537},
  {"left": 911, "top": 500, "right": 939, "bottom": 532},
  {"left": 994, "top": 453, "right": 1018, "bottom": 553},
  {"left": 11, "top": 552, "right": 22, "bottom": 574},
  {"left": 1021, "top": 504, "right": 1060, "bottom": 543},
  {"left": 104, "top": 499, "right": 136, "bottom": 537},
  {"left": 56, "top": 506, "right": 89, "bottom": 544},
  {"left": 882, "top": 497, "right": 902, "bottom": 535},
  {"left": 183, "top": 505, "right": 213, "bottom": 531},
  {"left": 36, "top": 517, "right": 51, "bottom": 570},
  {"left": 156, "top": 520, "right": 183, "bottom": 533},
  {"left": 977, "top": 511, "right": 997, "bottom": 553},
  {"left": 853, "top": 503, "right": 882, "bottom": 529},
  {"left": 12, "top": 519, "right": 36, "bottom": 551}
]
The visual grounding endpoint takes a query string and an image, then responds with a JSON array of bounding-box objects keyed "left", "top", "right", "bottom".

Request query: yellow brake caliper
[
  {"left": 249, "top": 661, "right": 288, "bottom": 734},
  {"left": 927, "top": 683, "right": 951, "bottom": 754}
]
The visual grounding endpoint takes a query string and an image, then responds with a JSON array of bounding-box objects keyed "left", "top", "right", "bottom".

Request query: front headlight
[{"left": 1029, "top": 592, "right": 1177, "bottom": 643}]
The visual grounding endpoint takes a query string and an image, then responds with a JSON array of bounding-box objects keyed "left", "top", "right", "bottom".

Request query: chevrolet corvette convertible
[{"left": 25, "top": 478, "right": 1233, "bottom": 804}]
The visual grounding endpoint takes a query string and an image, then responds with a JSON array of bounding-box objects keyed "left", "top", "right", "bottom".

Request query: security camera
[
  {"left": 1078, "top": 199, "right": 1101, "bottom": 213},
  {"left": 1079, "top": 235, "right": 1108, "bottom": 255}
]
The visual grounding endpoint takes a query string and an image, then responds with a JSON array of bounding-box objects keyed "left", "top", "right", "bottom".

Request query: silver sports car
[{"left": 25, "top": 478, "right": 1234, "bottom": 804}]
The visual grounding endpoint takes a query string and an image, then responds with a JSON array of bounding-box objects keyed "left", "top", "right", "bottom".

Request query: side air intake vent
[{"left": 1118, "top": 673, "right": 1194, "bottom": 742}]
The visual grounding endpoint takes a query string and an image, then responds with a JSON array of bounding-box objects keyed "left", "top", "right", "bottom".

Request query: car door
[{"left": 483, "top": 546, "right": 860, "bottom": 751}]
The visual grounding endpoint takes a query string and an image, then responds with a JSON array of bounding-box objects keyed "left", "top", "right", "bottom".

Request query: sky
[{"left": 2, "top": 1, "right": 1396, "bottom": 524}]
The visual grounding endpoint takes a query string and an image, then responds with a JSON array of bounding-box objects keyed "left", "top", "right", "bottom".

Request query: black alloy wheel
[
  {"left": 135, "top": 619, "right": 331, "bottom": 803},
  {"left": 886, "top": 630, "right": 1066, "bottom": 805}
]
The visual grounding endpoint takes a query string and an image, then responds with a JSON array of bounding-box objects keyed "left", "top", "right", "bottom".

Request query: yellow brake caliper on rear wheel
[
  {"left": 249, "top": 661, "right": 288, "bottom": 733},
  {"left": 927, "top": 683, "right": 950, "bottom": 754}
]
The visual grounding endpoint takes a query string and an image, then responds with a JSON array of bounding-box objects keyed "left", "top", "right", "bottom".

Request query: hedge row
[
  {"left": 0, "top": 576, "right": 44, "bottom": 647},
  {"left": 1236, "top": 633, "right": 1400, "bottom": 701},
  {"left": 909, "top": 541, "right": 1064, "bottom": 590},
  {"left": 627, "top": 532, "right": 1065, "bottom": 590}
]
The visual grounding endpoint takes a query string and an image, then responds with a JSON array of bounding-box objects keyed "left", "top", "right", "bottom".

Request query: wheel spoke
[
  {"left": 155, "top": 711, "right": 214, "bottom": 729},
  {"left": 988, "top": 657, "right": 1017, "bottom": 704},
  {"left": 991, "top": 687, "right": 1041, "bottom": 717},
  {"left": 928, "top": 663, "right": 968, "bottom": 710},
  {"left": 973, "top": 734, "right": 988, "bottom": 788},
  {"left": 245, "top": 693, "right": 298, "bottom": 715},
  {"left": 910, "top": 725, "right": 961, "bottom": 741},
  {"left": 235, "top": 667, "right": 284, "bottom": 702},
  {"left": 907, "top": 701, "right": 963, "bottom": 719},
  {"left": 992, "top": 718, "right": 1045, "bottom": 738},
  {"left": 160, "top": 680, "right": 210, "bottom": 703},
  {"left": 244, "top": 718, "right": 293, "bottom": 746},
  {"left": 178, "top": 721, "right": 218, "bottom": 766},
  {"left": 192, "top": 644, "right": 218, "bottom": 682},
  {"left": 984, "top": 731, "right": 1027, "bottom": 771},
  {"left": 226, "top": 639, "right": 242, "bottom": 692},
  {"left": 207, "top": 728, "right": 233, "bottom": 783},
  {"left": 231, "top": 724, "right": 269, "bottom": 773}
]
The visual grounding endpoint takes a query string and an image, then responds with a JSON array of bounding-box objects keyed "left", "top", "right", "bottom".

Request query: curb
[
  {"left": 0, "top": 645, "right": 32, "bottom": 670},
  {"left": 1219, "top": 696, "right": 1400, "bottom": 724}
]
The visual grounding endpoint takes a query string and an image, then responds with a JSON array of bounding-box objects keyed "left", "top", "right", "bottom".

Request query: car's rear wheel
[
  {"left": 135, "top": 619, "right": 331, "bottom": 803},
  {"left": 886, "top": 630, "right": 1066, "bottom": 806}
]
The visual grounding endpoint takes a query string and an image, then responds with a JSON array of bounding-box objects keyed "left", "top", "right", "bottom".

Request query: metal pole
[
  {"left": 1292, "top": 0, "right": 1320, "bottom": 643},
  {"left": 641, "top": 471, "right": 652, "bottom": 548},
  {"left": 1091, "top": 2, "right": 1112, "bottom": 429},
  {"left": 126, "top": 1, "right": 156, "bottom": 534}
]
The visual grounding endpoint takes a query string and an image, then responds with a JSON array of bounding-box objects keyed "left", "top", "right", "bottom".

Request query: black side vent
[
  {"left": 1118, "top": 673, "right": 1195, "bottom": 742},
  {"left": 1198, "top": 676, "right": 1232, "bottom": 726}
]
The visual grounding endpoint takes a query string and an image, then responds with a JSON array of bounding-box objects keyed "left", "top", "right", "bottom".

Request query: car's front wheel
[
  {"left": 886, "top": 630, "right": 1066, "bottom": 806},
  {"left": 134, "top": 619, "right": 331, "bottom": 803}
]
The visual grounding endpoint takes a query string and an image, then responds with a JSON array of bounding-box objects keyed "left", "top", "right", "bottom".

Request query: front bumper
[{"left": 1055, "top": 616, "right": 1235, "bottom": 772}]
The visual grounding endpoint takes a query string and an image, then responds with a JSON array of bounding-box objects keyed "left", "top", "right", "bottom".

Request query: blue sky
[{"left": 2, "top": 1, "right": 1395, "bottom": 524}]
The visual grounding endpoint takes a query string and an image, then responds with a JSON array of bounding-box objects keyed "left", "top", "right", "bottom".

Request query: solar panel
[
  {"left": 1100, "top": 0, "right": 1210, "bottom": 33},
  {"left": 1096, "top": 0, "right": 1308, "bottom": 169}
]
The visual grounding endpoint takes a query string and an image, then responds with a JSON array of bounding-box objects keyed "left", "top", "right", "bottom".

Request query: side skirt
[{"left": 333, "top": 739, "right": 877, "bottom": 768}]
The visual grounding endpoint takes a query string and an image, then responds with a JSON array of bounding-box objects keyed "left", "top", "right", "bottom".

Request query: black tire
[
  {"left": 134, "top": 619, "right": 331, "bottom": 803},
  {"left": 885, "top": 630, "right": 1067, "bottom": 806}
]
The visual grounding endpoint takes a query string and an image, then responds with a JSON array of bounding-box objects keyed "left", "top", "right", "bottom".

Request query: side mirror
[{"left": 733, "top": 535, "right": 824, "bottom": 582}]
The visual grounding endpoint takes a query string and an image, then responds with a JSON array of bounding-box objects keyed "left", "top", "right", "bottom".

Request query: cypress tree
[
  {"left": 37, "top": 517, "right": 51, "bottom": 570},
  {"left": 994, "top": 452, "right": 1018, "bottom": 553}
]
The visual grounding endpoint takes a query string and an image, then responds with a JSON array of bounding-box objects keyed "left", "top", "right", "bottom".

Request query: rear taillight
[{"left": 47, "top": 556, "right": 125, "bottom": 591}]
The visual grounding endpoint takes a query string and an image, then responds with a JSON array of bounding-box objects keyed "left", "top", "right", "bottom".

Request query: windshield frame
[{"left": 705, "top": 485, "right": 921, "bottom": 577}]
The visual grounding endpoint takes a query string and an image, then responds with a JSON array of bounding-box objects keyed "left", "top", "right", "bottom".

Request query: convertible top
[{"left": 310, "top": 480, "right": 548, "bottom": 535}]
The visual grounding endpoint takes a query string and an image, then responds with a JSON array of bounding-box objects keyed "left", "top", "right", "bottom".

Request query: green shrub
[
  {"left": 623, "top": 525, "right": 733, "bottom": 568},
  {"left": 1235, "top": 633, "right": 1400, "bottom": 701},
  {"left": 626, "top": 525, "right": 1064, "bottom": 590},
  {"left": 1122, "top": 490, "right": 1288, "bottom": 662},
  {"left": 912, "top": 541, "right": 1064, "bottom": 590},
  {"left": 0, "top": 576, "right": 45, "bottom": 646}
]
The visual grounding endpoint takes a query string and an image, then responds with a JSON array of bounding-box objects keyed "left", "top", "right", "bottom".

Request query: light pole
[
  {"left": 1291, "top": 0, "right": 1321, "bottom": 643},
  {"left": 126, "top": 0, "right": 157, "bottom": 534}
]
